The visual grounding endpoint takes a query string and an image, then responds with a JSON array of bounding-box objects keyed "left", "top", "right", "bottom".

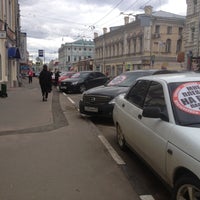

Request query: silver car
[{"left": 113, "top": 72, "right": 200, "bottom": 200}]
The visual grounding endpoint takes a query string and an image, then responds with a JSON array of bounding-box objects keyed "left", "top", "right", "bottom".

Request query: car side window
[
  {"left": 126, "top": 80, "right": 150, "bottom": 108},
  {"left": 95, "top": 72, "right": 101, "bottom": 77},
  {"left": 88, "top": 73, "right": 95, "bottom": 79},
  {"left": 144, "top": 81, "right": 167, "bottom": 112}
]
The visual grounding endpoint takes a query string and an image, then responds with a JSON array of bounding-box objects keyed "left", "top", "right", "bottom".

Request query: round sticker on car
[
  {"left": 108, "top": 75, "right": 126, "bottom": 86},
  {"left": 173, "top": 82, "right": 200, "bottom": 115}
]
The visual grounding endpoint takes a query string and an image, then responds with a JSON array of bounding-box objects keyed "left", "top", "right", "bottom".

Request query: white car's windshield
[{"left": 169, "top": 81, "right": 200, "bottom": 127}]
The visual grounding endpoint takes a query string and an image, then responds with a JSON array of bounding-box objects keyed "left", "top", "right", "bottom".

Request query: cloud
[{"left": 19, "top": 0, "right": 186, "bottom": 61}]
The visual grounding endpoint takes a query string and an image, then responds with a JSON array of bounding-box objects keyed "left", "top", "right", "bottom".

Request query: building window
[
  {"left": 155, "top": 25, "right": 160, "bottom": 34},
  {"left": 68, "top": 48, "right": 70, "bottom": 51},
  {"left": 190, "top": 26, "right": 195, "bottom": 42},
  {"left": 167, "top": 26, "right": 172, "bottom": 34},
  {"left": 84, "top": 48, "right": 86, "bottom": 51},
  {"left": 79, "top": 48, "right": 81, "bottom": 51},
  {"left": 178, "top": 27, "right": 183, "bottom": 35},
  {"left": 133, "top": 39, "right": 136, "bottom": 54},
  {"left": 165, "top": 39, "right": 171, "bottom": 53},
  {"left": 193, "top": 0, "right": 197, "bottom": 13},
  {"left": 139, "top": 37, "right": 143, "bottom": 53},
  {"left": 176, "top": 39, "right": 182, "bottom": 53},
  {"left": 68, "top": 56, "right": 70, "bottom": 62}
]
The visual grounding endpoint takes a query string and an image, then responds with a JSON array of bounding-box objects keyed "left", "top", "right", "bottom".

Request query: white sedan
[{"left": 113, "top": 72, "right": 200, "bottom": 200}]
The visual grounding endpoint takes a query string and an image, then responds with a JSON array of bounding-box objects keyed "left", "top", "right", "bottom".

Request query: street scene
[
  {"left": 0, "top": 77, "right": 169, "bottom": 200},
  {"left": 1, "top": 1, "right": 200, "bottom": 200},
  {"left": 0, "top": 77, "right": 171, "bottom": 200}
]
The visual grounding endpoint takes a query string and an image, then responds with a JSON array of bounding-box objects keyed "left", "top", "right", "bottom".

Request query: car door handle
[{"left": 138, "top": 114, "right": 142, "bottom": 120}]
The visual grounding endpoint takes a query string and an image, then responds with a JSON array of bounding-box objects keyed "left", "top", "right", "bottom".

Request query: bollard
[{"left": 0, "top": 83, "right": 8, "bottom": 97}]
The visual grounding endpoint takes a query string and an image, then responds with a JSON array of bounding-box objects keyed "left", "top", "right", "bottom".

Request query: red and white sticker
[
  {"left": 173, "top": 82, "right": 200, "bottom": 115},
  {"left": 108, "top": 75, "right": 126, "bottom": 86}
]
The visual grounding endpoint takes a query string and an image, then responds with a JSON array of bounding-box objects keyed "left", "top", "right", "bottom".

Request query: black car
[
  {"left": 79, "top": 69, "right": 179, "bottom": 118},
  {"left": 59, "top": 71, "right": 108, "bottom": 93}
]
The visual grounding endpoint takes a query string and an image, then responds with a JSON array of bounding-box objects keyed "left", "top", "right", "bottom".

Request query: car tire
[
  {"left": 80, "top": 84, "right": 86, "bottom": 93},
  {"left": 172, "top": 175, "right": 200, "bottom": 200},
  {"left": 116, "top": 124, "right": 126, "bottom": 151}
]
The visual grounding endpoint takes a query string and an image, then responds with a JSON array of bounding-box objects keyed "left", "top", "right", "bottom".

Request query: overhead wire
[{"left": 92, "top": 0, "right": 125, "bottom": 26}]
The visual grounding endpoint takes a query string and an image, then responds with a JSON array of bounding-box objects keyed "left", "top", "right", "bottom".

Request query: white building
[{"left": 58, "top": 39, "right": 95, "bottom": 71}]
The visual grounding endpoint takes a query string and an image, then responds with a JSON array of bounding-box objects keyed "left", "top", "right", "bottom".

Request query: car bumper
[
  {"left": 59, "top": 85, "right": 80, "bottom": 92},
  {"left": 79, "top": 100, "right": 114, "bottom": 118}
]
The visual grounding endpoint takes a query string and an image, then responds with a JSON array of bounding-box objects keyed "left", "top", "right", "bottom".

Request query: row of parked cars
[{"left": 59, "top": 69, "right": 200, "bottom": 200}]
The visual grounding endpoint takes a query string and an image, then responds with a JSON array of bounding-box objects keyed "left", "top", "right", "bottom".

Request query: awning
[{"left": 8, "top": 47, "right": 21, "bottom": 59}]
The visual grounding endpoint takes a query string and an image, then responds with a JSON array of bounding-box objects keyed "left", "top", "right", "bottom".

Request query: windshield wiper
[{"left": 180, "top": 122, "right": 200, "bottom": 126}]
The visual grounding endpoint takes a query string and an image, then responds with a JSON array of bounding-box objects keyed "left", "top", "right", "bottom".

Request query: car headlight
[
  {"left": 80, "top": 93, "right": 85, "bottom": 101},
  {"left": 109, "top": 98, "right": 116, "bottom": 105},
  {"left": 72, "top": 81, "right": 79, "bottom": 85}
]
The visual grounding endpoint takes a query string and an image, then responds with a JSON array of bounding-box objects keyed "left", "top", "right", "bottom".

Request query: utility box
[{"left": 0, "top": 83, "right": 8, "bottom": 97}]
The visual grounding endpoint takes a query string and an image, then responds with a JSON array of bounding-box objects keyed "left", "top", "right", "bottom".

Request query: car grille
[{"left": 83, "top": 95, "right": 112, "bottom": 105}]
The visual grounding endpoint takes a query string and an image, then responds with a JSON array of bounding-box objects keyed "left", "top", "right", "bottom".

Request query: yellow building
[
  {"left": 185, "top": 0, "right": 200, "bottom": 70},
  {"left": 0, "top": 0, "right": 21, "bottom": 87},
  {"left": 94, "top": 6, "right": 185, "bottom": 77}
]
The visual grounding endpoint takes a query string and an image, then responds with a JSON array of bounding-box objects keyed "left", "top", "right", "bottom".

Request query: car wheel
[
  {"left": 80, "top": 84, "right": 86, "bottom": 93},
  {"left": 116, "top": 124, "right": 126, "bottom": 151},
  {"left": 172, "top": 175, "right": 200, "bottom": 200}
]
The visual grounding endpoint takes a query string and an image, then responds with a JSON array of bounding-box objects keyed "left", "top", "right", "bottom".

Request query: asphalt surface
[{"left": 0, "top": 77, "right": 140, "bottom": 200}]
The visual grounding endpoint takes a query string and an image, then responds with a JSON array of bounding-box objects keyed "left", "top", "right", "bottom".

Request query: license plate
[
  {"left": 60, "top": 86, "right": 67, "bottom": 89},
  {"left": 84, "top": 106, "right": 98, "bottom": 112}
]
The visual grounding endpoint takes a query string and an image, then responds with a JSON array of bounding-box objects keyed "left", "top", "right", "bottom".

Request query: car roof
[
  {"left": 122, "top": 69, "right": 179, "bottom": 75},
  {"left": 137, "top": 72, "right": 200, "bottom": 83}
]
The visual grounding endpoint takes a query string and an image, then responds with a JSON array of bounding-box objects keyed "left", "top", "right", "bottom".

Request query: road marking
[
  {"left": 98, "top": 135, "right": 126, "bottom": 165},
  {"left": 63, "top": 93, "right": 76, "bottom": 105},
  {"left": 67, "top": 97, "right": 75, "bottom": 105},
  {"left": 140, "top": 195, "right": 155, "bottom": 200},
  {"left": 64, "top": 94, "right": 155, "bottom": 199}
]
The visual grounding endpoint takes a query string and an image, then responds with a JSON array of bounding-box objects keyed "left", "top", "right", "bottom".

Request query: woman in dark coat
[{"left": 39, "top": 64, "right": 52, "bottom": 101}]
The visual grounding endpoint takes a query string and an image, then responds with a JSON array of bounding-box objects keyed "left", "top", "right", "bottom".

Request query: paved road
[{"left": 0, "top": 78, "right": 140, "bottom": 200}]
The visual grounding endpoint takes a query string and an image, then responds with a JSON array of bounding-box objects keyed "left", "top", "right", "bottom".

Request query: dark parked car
[
  {"left": 79, "top": 69, "right": 179, "bottom": 118},
  {"left": 59, "top": 71, "right": 108, "bottom": 93}
]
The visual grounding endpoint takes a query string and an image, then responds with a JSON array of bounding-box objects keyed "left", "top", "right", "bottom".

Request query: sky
[{"left": 18, "top": 0, "right": 187, "bottom": 62}]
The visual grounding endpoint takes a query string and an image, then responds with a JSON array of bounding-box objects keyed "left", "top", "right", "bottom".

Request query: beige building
[
  {"left": 185, "top": 0, "right": 200, "bottom": 70},
  {"left": 0, "top": 0, "right": 21, "bottom": 87},
  {"left": 94, "top": 6, "right": 185, "bottom": 77}
]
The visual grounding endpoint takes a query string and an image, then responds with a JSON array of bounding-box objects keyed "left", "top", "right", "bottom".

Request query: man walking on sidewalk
[{"left": 39, "top": 64, "right": 52, "bottom": 101}]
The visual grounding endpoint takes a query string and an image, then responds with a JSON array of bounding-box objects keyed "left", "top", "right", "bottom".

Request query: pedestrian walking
[
  {"left": 28, "top": 68, "right": 34, "bottom": 84},
  {"left": 54, "top": 68, "right": 60, "bottom": 86},
  {"left": 39, "top": 64, "right": 52, "bottom": 101}
]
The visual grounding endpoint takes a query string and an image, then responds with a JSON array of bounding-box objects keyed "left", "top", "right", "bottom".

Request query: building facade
[
  {"left": 0, "top": 0, "right": 21, "bottom": 87},
  {"left": 58, "top": 39, "right": 95, "bottom": 71},
  {"left": 94, "top": 6, "right": 185, "bottom": 77},
  {"left": 185, "top": 0, "right": 200, "bottom": 70}
]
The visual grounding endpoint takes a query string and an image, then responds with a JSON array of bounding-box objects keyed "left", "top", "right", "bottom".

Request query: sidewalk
[
  {"left": 0, "top": 77, "right": 53, "bottom": 133},
  {"left": 0, "top": 77, "right": 140, "bottom": 200}
]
